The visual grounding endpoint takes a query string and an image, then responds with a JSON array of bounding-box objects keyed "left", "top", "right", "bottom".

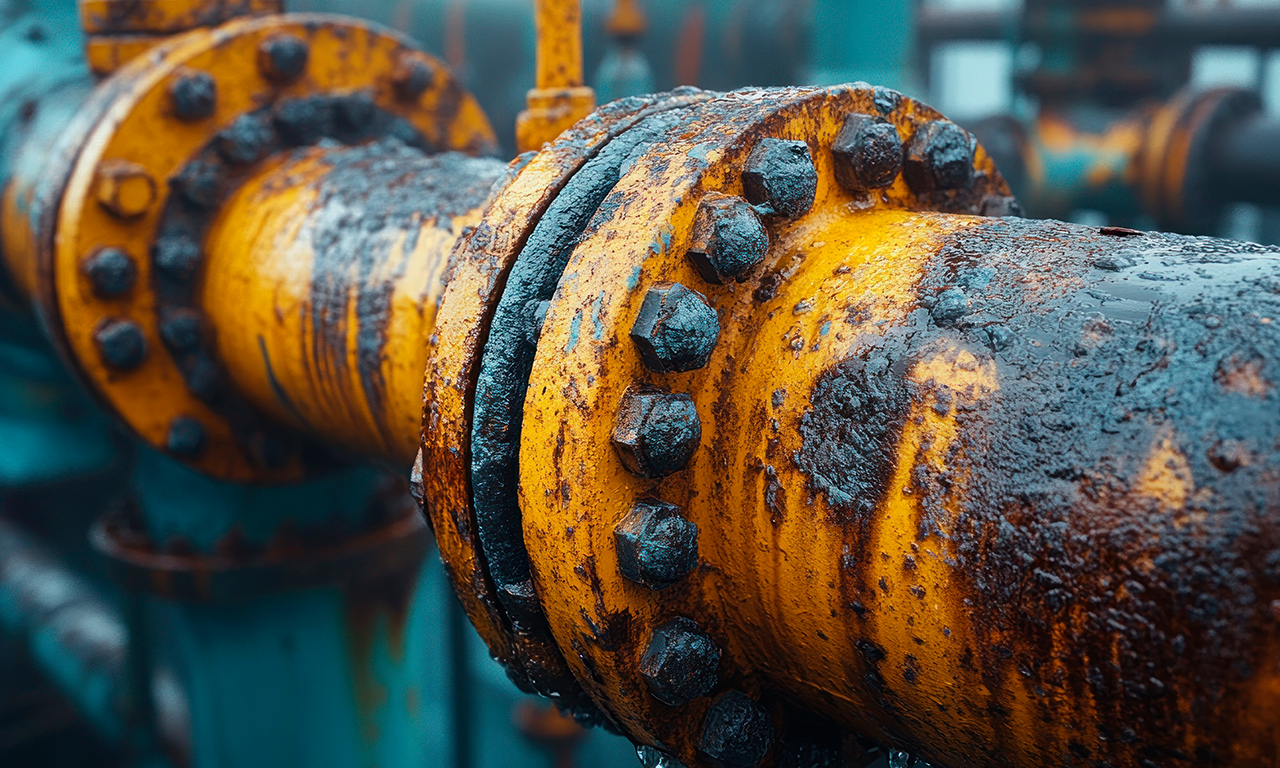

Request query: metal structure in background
[
  {"left": 1, "top": 3, "right": 1279, "bottom": 768},
  {"left": 920, "top": 0, "right": 1280, "bottom": 234}
]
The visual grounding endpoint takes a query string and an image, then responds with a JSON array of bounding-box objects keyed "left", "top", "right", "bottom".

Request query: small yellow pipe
[
  {"left": 534, "top": 0, "right": 585, "bottom": 90},
  {"left": 201, "top": 143, "right": 505, "bottom": 464}
]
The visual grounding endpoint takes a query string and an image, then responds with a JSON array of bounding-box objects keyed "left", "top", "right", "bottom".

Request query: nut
[
  {"left": 741, "top": 138, "right": 817, "bottom": 219},
  {"left": 258, "top": 34, "right": 309, "bottom": 83},
  {"left": 631, "top": 283, "right": 720, "bottom": 373},
  {"left": 171, "top": 160, "right": 222, "bottom": 209},
  {"left": 166, "top": 416, "right": 207, "bottom": 459},
  {"left": 95, "top": 161, "right": 156, "bottom": 219},
  {"left": 152, "top": 236, "right": 202, "bottom": 282},
  {"left": 903, "top": 120, "right": 975, "bottom": 193},
  {"left": 697, "top": 690, "right": 775, "bottom": 768},
  {"left": 639, "top": 616, "right": 720, "bottom": 705},
  {"left": 215, "top": 114, "right": 274, "bottom": 165},
  {"left": 831, "top": 114, "right": 903, "bottom": 192},
  {"left": 612, "top": 389, "right": 702, "bottom": 478},
  {"left": 169, "top": 71, "right": 217, "bottom": 121},
  {"left": 687, "top": 194, "right": 769, "bottom": 284},
  {"left": 159, "top": 309, "right": 202, "bottom": 353},
  {"left": 615, "top": 499, "right": 699, "bottom": 589},
  {"left": 873, "top": 86, "right": 902, "bottom": 116},
  {"left": 393, "top": 54, "right": 435, "bottom": 102},
  {"left": 82, "top": 248, "right": 137, "bottom": 298},
  {"left": 94, "top": 318, "right": 147, "bottom": 371}
]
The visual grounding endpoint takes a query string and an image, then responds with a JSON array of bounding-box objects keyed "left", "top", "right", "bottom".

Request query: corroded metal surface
[{"left": 28, "top": 13, "right": 495, "bottom": 481}]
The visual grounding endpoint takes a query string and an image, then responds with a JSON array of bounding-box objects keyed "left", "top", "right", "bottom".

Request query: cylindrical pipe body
[
  {"left": 1209, "top": 113, "right": 1280, "bottom": 212},
  {"left": 521, "top": 207, "right": 1280, "bottom": 768},
  {"left": 202, "top": 143, "right": 506, "bottom": 465},
  {"left": 694, "top": 213, "right": 1280, "bottom": 767}
]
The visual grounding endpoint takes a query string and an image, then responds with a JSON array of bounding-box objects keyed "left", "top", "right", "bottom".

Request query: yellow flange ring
[
  {"left": 422, "top": 87, "right": 715, "bottom": 706},
  {"left": 38, "top": 13, "right": 495, "bottom": 481},
  {"left": 516, "top": 84, "right": 1010, "bottom": 763}
]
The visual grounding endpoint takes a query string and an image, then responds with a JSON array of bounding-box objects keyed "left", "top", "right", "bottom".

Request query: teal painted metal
[{"left": 806, "top": 0, "right": 916, "bottom": 94}]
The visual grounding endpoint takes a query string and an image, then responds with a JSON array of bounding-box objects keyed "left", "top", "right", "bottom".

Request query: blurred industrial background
[{"left": 2, "top": 1, "right": 1280, "bottom": 767}]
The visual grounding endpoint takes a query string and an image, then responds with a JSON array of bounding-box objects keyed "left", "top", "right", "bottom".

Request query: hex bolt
[
  {"left": 631, "top": 283, "right": 720, "bottom": 373},
  {"left": 393, "top": 54, "right": 435, "bottom": 102},
  {"left": 741, "top": 138, "right": 817, "bottom": 219},
  {"left": 82, "top": 247, "right": 137, "bottom": 298},
  {"left": 903, "top": 120, "right": 975, "bottom": 193},
  {"left": 615, "top": 499, "right": 700, "bottom": 589},
  {"left": 166, "top": 416, "right": 207, "bottom": 459},
  {"left": 687, "top": 193, "right": 769, "bottom": 284},
  {"left": 159, "top": 309, "right": 202, "bottom": 353},
  {"left": 169, "top": 70, "right": 217, "bottom": 121},
  {"left": 873, "top": 86, "right": 902, "bottom": 116},
  {"left": 171, "top": 160, "right": 222, "bottom": 209},
  {"left": 95, "top": 161, "right": 157, "bottom": 219},
  {"left": 152, "top": 236, "right": 202, "bottom": 282},
  {"left": 697, "top": 690, "right": 776, "bottom": 768},
  {"left": 94, "top": 318, "right": 147, "bottom": 371},
  {"left": 258, "top": 34, "right": 309, "bottom": 83},
  {"left": 639, "top": 616, "right": 720, "bottom": 705},
  {"left": 612, "top": 389, "right": 702, "bottom": 478},
  {"left": 215, "top": 114, "right": 274, "bottom": 165},
  {"left": 831, "top": 113, "right": 903, "bottom": 192}
]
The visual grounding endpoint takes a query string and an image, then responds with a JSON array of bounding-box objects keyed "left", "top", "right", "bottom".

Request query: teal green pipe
[{"left": 806, "top": 0, "right": 915, "bottom": 94}]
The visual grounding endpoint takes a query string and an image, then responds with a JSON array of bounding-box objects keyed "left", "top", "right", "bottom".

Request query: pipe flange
[
  {"left": 1137, "top": 86, "right": 1262, "bottom": 233},
  {"left": 36, "top": 13, "right": 496, "bottom": 481},
  {"left": 422, "top": 87, "right": 715, "bottom": 715},
  {"left": 511, "top": 84, "right": 1010, "bottom": 764}
]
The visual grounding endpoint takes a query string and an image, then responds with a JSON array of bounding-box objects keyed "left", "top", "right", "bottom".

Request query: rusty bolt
[
  {"left": 873, "top": 86, "right": 902, "bottom": 116},
  {"left": 631, "top": 283, "right": 720, "bottom": 373},
  {"left": 904, "top": 120, "right": 975, "bottom": 193},
  {"left": 393, "top": 54, "right": 435, "bottom": 102},
  {"left": 615, "top": 499, "right": 700, "bottom": 589},
  {"left": 697, "top": 690, "right": 775, "bottom": 768},
  {"left": 82, "top": 248, "right": 137, "bottom": 298},
  {"left": 169, "top": 71, "right": 216, "bottom": 121},
  {"left": 94, "top": 318, "right": 147, "bottom": 371},
  {"left": 832, "top": 114, "right": 903, "bottom": 192},
  {"left": 742, "top": 139, "right": 817, "bottom": 219},
  {"left": 152, "top": 236, "right": 201, "bottom": 282},
  {"left": 95, "top": 161, "right": 156, "bottom": 219},
  {"left": 171, "top": 160, "right": 222, "bottom": 209},
  {"left": 640, "top": 616, "right": 720, "bottom": 705},
  {"left": 258, "top": 34, "right": 309, "bottom": 83},
  {"left": 612, "top": 389, "right": 701, "bottom": 478},
  {"left": 687, "top": 193, "right": 769, "bottom": 284},
  {"left": 215, "top": 114, "right": 274, "bottom": 165},
  {"left": 166, "top": 416, "right": 207, "bottom": 459},
  {"left": 159, "top": 309, "right": 202, "bottom": 353}
]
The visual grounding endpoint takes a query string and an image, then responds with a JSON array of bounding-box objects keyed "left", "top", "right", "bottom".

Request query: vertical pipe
[{"left": 534, "top": 0, "right": 585, "bottom": 89}]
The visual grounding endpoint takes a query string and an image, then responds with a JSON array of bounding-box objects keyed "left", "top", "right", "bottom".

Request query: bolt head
[
  {"left": 687, "top": 194, "right": 769, "bottom": 284},
  {"left": 615, "top": 499, "right": 700, "bottom": 589},
  {"left": 631, "top": 283, "right": 720, "bottom": 373},
  {"left": 259, "top": 34, "right": 309, "bottom": 83},
  {"left": 82, "top": 248, "right": 137, "bottom": 298},
  {"left": 873, "top": 86, "right": 902, "bottom": 116},
  {"left": 95, "top": 162, "right": 156, "bottom": 219},
  {"left": 904, "top": 120, "right": 975, "bottom": 193},
  {"left": 393, "top": 54, "right": 435, "bottom": 101},
  {"left": 612, "top": 390, "right": 702, "bottom": 478},
  {"left": 215, "top": 113, "right": 274, "bottom": 165},
  {"left": 171, "top": 160, "right": 222, "bottom": 209},
  {"left": 832, "top": 114, "right": 903, "bottom": 192},
  {"left": 741, "top": 138, "right": 817, "bottom": 219},
  {"left": 94, "top": 318, "right": 147, "bottom": 371},
  {"left": 152, "top": 236, "right": 202, "bottom": 282},
  {"left": 159, "top": 309, "right": 202, "bottom": 353},
  {"left": 166, "top": 416, "right": 207, "bottom": 459},
  {"left": 697, "top": 690, "right": 775, "bottom": 768},
  {"left": 640, "top": 616, "right": 720, "bottom": 705},
  {"left": 169, "top": 70, "right": 217, "bottom": 121}
]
